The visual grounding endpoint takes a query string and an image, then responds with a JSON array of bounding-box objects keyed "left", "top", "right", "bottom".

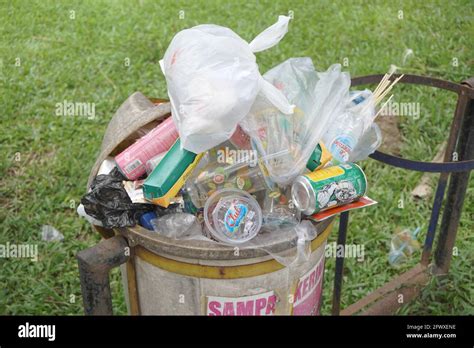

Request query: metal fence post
[{"left": 332, "top": 211, "right": 349, "bottom": 315}]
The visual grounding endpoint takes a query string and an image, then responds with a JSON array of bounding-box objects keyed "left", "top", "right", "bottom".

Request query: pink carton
[{"left": 115, "top": 116, "right": 178, "bottom": 180}]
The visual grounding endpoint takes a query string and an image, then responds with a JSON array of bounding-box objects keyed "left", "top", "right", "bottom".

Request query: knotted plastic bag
[{"left": 160, "top": 16, "right": 295, "bottom": 153}]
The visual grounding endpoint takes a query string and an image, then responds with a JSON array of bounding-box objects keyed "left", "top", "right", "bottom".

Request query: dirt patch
[{"left": 375, "top": 115, "right": 402, "bottom": 156}]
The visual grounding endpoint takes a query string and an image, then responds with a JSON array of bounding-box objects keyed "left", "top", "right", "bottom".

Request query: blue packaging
[{"left": 139, "top": 211, "right": 158, "bottom": 231}]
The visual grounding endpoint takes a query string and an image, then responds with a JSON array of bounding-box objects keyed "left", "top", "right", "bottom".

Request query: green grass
[{"left": 1, "top": 0, "right": 473, "bottom": 315}]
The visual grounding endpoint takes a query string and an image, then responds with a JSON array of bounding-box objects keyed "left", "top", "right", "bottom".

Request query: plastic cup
[{"left": 203, "top": 188, "right": 262, "bottom": 244}]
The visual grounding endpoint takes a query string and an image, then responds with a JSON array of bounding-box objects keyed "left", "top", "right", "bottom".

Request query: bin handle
[{"left": 77, "top": 235, "right": 130, "bottom": 315}]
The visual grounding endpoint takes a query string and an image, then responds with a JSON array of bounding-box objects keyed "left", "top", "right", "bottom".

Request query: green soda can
[{"left": 291, "top": 163, "right": 367, "bottom": 215}]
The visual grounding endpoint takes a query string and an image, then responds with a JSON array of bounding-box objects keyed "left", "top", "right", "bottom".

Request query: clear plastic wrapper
[
  {"left": 186, "top": 157, "right": 270, "bottom": 209},
  {"left": 41, "top": 225, "right": 65, "bottom": 242},
  {"left": 150, "top": 213, "right": 205, "bottom": 240},
  {"left": 145, "top": 152, "right": 167, "bottom": 175},
  {"left": 348, "top": 123, "right": 382, "bottom": 162},
  {"left": 247, "top": 220, "right": 319, "bottom": 267},
  {"left": 241, "top": 59, "right": 351, "bottom": 185},
  {"left": 388, "top": 227, "right": 421, "bottom": 267},
  {"left": 261, "top": 187, "right": 300, "bottom": 228}
]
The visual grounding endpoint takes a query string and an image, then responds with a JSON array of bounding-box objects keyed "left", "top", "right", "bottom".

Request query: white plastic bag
[
  {"left": 241, "top": 60, "right": 351, "bottom": 185},
  {"left": 160, "top": 16, "right": 294, "bottom": 153}
]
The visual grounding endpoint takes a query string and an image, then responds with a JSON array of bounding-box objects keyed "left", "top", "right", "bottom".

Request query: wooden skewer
[
  {"left": 375, "top": 74, "right": 404, "bottom": 104},
  {"left": 375, "top": 79, "right": 391, "bottom": 100},
  {"left": 360, "top": 72, "right": 404, "bottom": 115},
  {"left": 375, "top": 74, "right": 404, "bottom": 105},
  {"left": 373, "top": 72, "right": 393, "bottom": 98},
  {"left": 374, "top": 94, "right": 394, "bottom": 119},
  {"left": 372, "top": 75, "right": 387, "bottom": 98},
  {"left": 360, "top": 73, "right": 389, "bottom": 114}
]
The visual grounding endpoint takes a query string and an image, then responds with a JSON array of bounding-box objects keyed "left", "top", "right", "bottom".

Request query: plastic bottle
[{"left": 388, "top": 227, "right": 421, "bottom": 267}]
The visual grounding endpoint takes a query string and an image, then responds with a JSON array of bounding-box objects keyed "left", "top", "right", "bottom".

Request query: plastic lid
[{"left": 204, "top": 188, "right": 262, "bottom": 244}]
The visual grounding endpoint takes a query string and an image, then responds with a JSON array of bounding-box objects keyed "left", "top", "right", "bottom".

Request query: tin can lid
[{"left": 291, "top": 176, "right": 315, "bottom": 215}]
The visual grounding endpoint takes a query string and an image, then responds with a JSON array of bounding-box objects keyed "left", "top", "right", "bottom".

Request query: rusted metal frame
[
  {"left": 337, "top": 75, "right": 473, "bottom": 315},
  {"left": 77, "top": 235, "right": 130, "bottom": 315},
  {"left": 422, "top": 80, "right": 473, "bottom": 265},
  {"left": 368, "top": 150, "right": 474, "bottom": 172},
  {"left": 331, "top": 211, "right": 349, "bottom": 315},
  {"left": 341, "top": 263, "right": 429, "bottom": 315},
  {"left": 351, "top": 74, "right": 474, "bottom": 98},
  {"left": 434, "top": 78, "right": 474, "bottom": 274},
  {"left": 352, "top": 75, "right": 474, "bottom": 173}
]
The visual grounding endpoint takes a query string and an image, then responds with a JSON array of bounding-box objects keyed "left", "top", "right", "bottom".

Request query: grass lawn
[{"left": 1, "top": 0, "right": 473, "bottom": 315}]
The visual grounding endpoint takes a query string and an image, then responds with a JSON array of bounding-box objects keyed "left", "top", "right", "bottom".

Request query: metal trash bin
[
  {"left": 118, "top": 219, "right": 332, "bottom": 315},
  {"left": 77, "top": 92, "right": 334, "bottom": 315}
]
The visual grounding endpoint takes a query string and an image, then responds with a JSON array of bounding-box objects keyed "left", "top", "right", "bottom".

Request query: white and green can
[{"left": 291, "top": 163, "right": 367, "bottom": 215}]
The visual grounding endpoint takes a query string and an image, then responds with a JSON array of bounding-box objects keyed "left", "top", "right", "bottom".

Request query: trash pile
[{"left": 79, "top": 16, "right": 401, "bottom": 260}]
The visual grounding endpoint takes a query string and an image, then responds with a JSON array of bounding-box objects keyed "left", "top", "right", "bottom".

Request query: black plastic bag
[{"left": 81, "top": 168, "right": 154, "bottom": 228}]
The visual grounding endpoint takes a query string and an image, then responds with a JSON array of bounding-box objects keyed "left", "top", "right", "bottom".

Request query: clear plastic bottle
[{"left": 388, "top": 227, "right": 421, "bottom": 267}]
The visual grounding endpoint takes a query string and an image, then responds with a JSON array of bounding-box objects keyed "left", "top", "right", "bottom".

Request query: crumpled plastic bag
[
  {"left": 248, "top": 220, "right": 319, "bottom": 267},
  {"left": 160, "top": 16, "right": 295, "bottom": 153},
  {"left": 41, "top": 225, "right": 65, "bottom": 242},
  {"left": 81, "top": 168, "right": 154, "bottom": 228},
  {"left": 241, "top": 59, "right": 350, "bottom": 185}
]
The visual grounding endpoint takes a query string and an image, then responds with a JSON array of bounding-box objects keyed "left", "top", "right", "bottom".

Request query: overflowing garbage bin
[{"left": 76, "top": 15, "right": 400, "bottom": 315}]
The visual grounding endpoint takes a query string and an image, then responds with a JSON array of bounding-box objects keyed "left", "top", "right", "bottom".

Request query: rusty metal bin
[{"left": 120, "top": 220, "right": 332, "bottom": 315}]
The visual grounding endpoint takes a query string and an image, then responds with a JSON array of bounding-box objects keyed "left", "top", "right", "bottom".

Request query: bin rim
[{"left": 118, "top": 218, "right": 334, "bottom": 261}]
